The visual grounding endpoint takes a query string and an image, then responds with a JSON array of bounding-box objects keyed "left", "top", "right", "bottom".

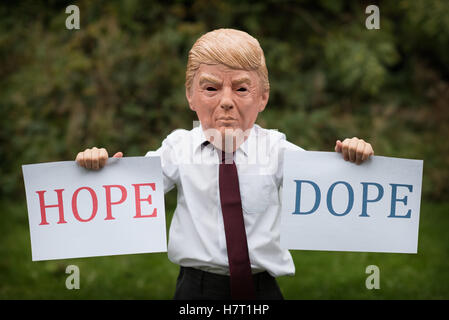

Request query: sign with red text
[
  {"left": 22, "top": 157, "right": 167, "bottom": 261},
  {"left": 280, "top": 151, "right": 423, "bottom": 253}
]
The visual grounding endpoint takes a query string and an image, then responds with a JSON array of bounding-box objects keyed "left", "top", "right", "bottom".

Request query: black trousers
[{"left": 173, "top": 266, "right": 284, "bottom": 300}]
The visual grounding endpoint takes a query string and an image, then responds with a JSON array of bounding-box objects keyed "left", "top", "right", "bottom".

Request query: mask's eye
[
  {"left": 237, "top": 87, "right": 247, "bottom": 92},
  {"left": 206, "top": 87, "right": 217, "bottom": 91}
]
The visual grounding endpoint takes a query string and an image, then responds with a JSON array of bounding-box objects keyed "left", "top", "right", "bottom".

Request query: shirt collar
[
  {"left": 239, "top": 126, "right": 256, "bottom": 157},
  {"left": 193, "top": 123, "right": 211, "bottom": 153}
]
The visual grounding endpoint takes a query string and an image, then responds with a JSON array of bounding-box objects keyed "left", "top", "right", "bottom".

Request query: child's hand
[
  {"left": 335, "top": 138, "right": 374, "bottom": 165},
  {"left": 75, "top": 147, "right": 123, "bottom": 170}
]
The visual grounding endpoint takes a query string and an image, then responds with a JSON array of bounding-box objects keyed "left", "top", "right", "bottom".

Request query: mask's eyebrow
[
  {"left": 199, "top": 74, "right": 222, "bottom": 86},
  {"left": 232, "top": 76, "right": 252, "bottom": 86}
]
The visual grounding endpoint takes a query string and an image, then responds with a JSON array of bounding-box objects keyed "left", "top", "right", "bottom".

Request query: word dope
[
  {"left": 292, "top": 180, "right": 413, "bottom": 218},
  {"left": 36, "top": 183, "right": 157, "bottom": 225}
]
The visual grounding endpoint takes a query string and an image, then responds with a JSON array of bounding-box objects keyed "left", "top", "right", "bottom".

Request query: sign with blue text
[
  {"left": 280, "top": 151, "right": 423, "bottom": 253},
  {"left": 22, "top": 157, "right": 167, "bottom": 261}
]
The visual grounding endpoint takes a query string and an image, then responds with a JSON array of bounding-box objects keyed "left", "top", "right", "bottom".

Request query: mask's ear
[
  {"left": 258, "top": 89, "right": 269, "bottom": 112},
  {"left": 186, "top": 87, "right": 196, "bottom": 111}
]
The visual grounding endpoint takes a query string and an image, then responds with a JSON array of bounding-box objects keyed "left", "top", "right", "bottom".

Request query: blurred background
[{"left": 1, "top": 0, "right": 448, "bottom": 299}]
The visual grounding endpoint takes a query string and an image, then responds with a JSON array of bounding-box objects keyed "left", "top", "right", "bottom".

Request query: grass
[{"left": 1, "top": 191, "right": 448, "bottom": 299}]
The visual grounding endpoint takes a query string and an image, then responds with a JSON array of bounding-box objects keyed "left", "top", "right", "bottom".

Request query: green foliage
[{"left": 0, "top": 0, "right": 448, "bottom": 201}]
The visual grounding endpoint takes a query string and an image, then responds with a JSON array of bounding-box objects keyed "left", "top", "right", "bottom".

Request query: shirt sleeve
[
  {"left": 281, "top": 139, "right": 305, "bottom": 152},
  {"left": 275, "top": 136, "right": 306, "bottom": 188},
  {"left": 145, "top": 136, "right": 180, "bottom": 194}
]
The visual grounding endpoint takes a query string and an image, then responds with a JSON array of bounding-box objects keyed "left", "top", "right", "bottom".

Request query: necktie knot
[{"left": 221, "top": 150, "right": 234, "bottom": 164}]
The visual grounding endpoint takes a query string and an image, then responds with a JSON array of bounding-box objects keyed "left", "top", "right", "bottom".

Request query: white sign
[
  {"left": 280, "top": 151, "right": 423, "bottom": 253},
  {"left": 22, "top": 157, "right": 167, "bottom": 261}
]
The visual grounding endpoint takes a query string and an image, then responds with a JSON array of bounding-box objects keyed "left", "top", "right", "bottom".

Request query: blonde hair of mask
[{"left": 185, "top": 28, "right": 270, "bottom": 93}]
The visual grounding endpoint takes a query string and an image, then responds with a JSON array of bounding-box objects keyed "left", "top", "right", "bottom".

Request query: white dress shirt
[{"left": 145, "top": 124, "right": 304, "bottom": 277}]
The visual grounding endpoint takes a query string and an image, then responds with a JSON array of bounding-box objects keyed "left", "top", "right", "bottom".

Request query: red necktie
[{"left": 219, "top": 150, "right": 255, "bottom": 300}]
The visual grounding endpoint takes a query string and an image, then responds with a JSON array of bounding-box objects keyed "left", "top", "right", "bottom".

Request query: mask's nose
[{"left": 219, "top": 87, "right": 234, "bottom": 110}]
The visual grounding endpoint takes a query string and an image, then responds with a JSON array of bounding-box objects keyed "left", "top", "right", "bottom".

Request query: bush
[{"left": 1, "top": 0, "right": 448, "bottom": 200}]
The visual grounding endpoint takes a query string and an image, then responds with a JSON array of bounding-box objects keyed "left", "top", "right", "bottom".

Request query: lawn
[{"left": 1, "top": 191, "right": 448, "bottom": 299}]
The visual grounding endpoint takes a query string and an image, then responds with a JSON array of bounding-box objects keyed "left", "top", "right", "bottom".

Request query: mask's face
[{"left": 186, "top": 64, "right": 269, "bottom": 150}]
